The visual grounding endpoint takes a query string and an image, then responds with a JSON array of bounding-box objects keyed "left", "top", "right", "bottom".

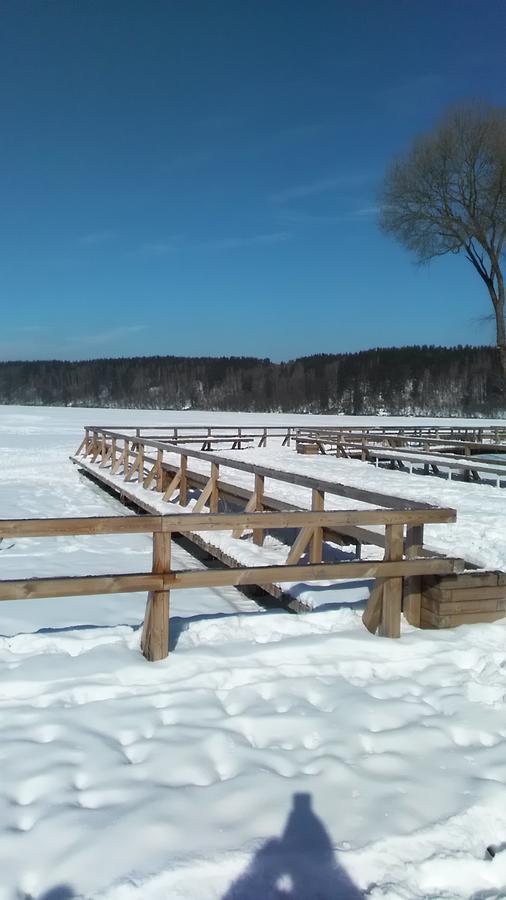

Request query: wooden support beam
[
  {"left": 143, "top": 461, "right": 159, "bottom": 490},
  {"left": 162, "top": 469, "right": 181, "bottom": 502},
  {"left": 141, "top": 531, "right": 171, "bottom": 661},
  {"left": 0, "top": 557, "right": 457, "bottom": 603},
  {"left": 192, "top": 476, "right": 214, "bottom": 513},
  {"left": 232, "top": 491, "right": 258, "bottom": 539},
  {"left": 253, "top": 474, "right": 265, "bottom": 546},
  {"left": 155, "top": 449, "right": 164, "bottom": 492},
  {"left": 210, "top": 462, "right": 220, "bottom": 513},
  {"left": 90, "top": 433, "right": 102, "bottom": 463},
  {"left": 144, "top": 449, "right": 163, "bottom": 490},
  {"left": 164, "top": 557, "right": 456, "bottom": 591},
  {"left": 0, "top": 506, "right": 460, "bottom": 539},
  {"left": 362, "top": 579, "right": 385, "bottom": 634},
  {"left": 111, "top": 439, "right": 125, "bottom": 474},
  {"left": 286, "top": 527, "right": 315, "bottom": 565},
  {"left": 403, "top": 524, "right": 424, "bottom": 627},
  {"left": 379, "top": 524, "right": 404, "bottom": 638},
  {"left": 125, "top": 450, "right": 142, "bottom": 482},
  {"left": 121, "top": 440, "right": 131, "bottom": 477},
  {"left": 179, "top": 454, "right": 188, "bottom": 506},
  {"left": 310, "top": 489, "right": 324, "bottom": 564},
  {"left": 99, "top": 441, "right": 113, "bottom": 468}
]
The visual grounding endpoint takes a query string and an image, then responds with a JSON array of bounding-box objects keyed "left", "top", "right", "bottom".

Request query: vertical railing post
[
  {"left": 210, "top": 462, "right": 220, "bottom": 513},
  {"left": 141, "top": 528, "right": 171, "bottom": 661},
  {"left": 403, "top": 524, "right": 423, "bottom": 627},
  {"left": 179, "top": 453, "right": 188, "bottom": 506},
  {"left": 103, "top": 435, "right": 115, "bottom": 469},
  {"left": 310, "top": 488, "right": 324, "bottom": 564},
  {"left": 379, "top": 524, "right": 404, "bottom": 638},
  {"left": 138, "top": 440, "right": 144, "bottom": 483},
  {"left": 253, "top": 473, "right": 265, "bottom": 546},
  {"left": 156, "top": 449, "right": 164, "bottom": 491},
  {"left": 123, "top": 439, "right": 130, "bottom": 478}
]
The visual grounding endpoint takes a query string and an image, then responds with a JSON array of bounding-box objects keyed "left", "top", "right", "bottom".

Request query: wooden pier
[
  {"left": 73, "top": 424, "right": 506, "bottom": 638},
  {"left": 2, "top": 420, "right": 504, "bottom": 663}
]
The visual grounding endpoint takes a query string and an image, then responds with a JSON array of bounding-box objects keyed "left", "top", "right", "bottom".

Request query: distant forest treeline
[{"left": 0, "top": 346, "right": 504, "bottom": 416}]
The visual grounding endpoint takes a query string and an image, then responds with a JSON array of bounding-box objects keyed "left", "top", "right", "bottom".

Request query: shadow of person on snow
[
  {"left": 18, "top": 887, "right": 75, "bottom": 900},
  {"left": 222, "top": 792, "right": 363, "bottom": 899}
]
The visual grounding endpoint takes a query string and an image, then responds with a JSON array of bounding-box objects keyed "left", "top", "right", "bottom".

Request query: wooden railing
[
  {"left": 84, "top": 424, "right": 298, "bottom": 449},
  {"left": 296, "top": 425, "right": 506, "bottom": 443},
  {"left": 85, "top": 423, "right": 506, "bottom": 443},
  {"left": 296, "top": 429, "right": 506, "bottom": 456},
  {"left": 0, "top": 506, "right": 459, "bottom": 661},
  {"left": 74, "top": 427, "right": 467, "bottom": 562}
]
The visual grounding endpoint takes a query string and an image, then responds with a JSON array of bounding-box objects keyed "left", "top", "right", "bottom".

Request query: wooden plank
[
  {"left": 449, "top": 586, "right": 506, "bottom": 602},
  {"left": 286, "top": 527, "right": 315, "bottom": 565},
  {"left": 163, "top": 507, "right": 456, "bottom": 530},
  {"left": 143, "top": 461, "right": 159, "bottom": 490},
  {"left": 99, "top": 442, "right": 113, "bottom": 468},
  {"left": 253, "top": 474, "right": 265, "bottom": 546},
  {"left": 423, "top": 585, "right": 453, "bottom": 602},
  {"left": 423, "top": 572, "right": 500, "bottom": 589},
  {"left": 179, "top": 454, "right": 188, "bottom": 506},
  {"left": 379, "top": 524, "right": 404, "bottom": 638},
  {"left": 403, "top": 524, "right": 423, "bottom": 627},
  {"left": 0, "top": 505, "right": 460, "bottom": 539},
  {"left": 447, "top": 572, "right": 501, "bottom": 588},
  {"left": 421, "top": 608, "right": 506, "bottom": 629},
  {"left": 0, "top": 573, "right": 162, "bottom": 601},
  {"left": 111, "top": 439, "right": 126, "bottom": 475},
  {"left": 191, "top": 476, "right": 214, "bottom": 513},
  {"left": 210, "top": 462, "right": 220, "bottom": 514},
  {"left": 422, "top": 597, "right": 503, "bottom": 615},
  {"left": 0, "top": 515, "right": 163, "bottom": 538},
  {"left": 141, "top": 531, "right": 171, "bottom": 661},
  {"left": 362, "top": 579, "right": 384, "bottom": 634},
  {"left": 232, "top": 491, "right": 258, "bottom": 539},
  {"left": 162, "top": 469, "right": 181, "bottom": 502},
  {"left": 310, "top": 489, "right": 324, "bottom": 564},
  {"left": 165, "top": 557, "right": 457, "bottom": 591}
]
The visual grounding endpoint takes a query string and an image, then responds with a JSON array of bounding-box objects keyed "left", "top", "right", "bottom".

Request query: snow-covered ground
[{"left": 1, "top": 406, "right": 506, "bottom": 900}]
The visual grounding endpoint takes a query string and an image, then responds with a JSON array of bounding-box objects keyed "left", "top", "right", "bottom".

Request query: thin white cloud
[
  {"left": 200, "top": 231, "right": 291, "bottom": 251},
  {"left": 277, "top": 210, "right": 346, "bottom": 226},
  {"left": 353, "top": 206, "right": 380, "bottom": 217},
  {"left": 79, "top": 230, "right": 117, "bottom": 246},
  {"left": 143, "top": 232, "right": 291, "bottom": 254},
  {"left": 272, "top": 173, "right": 370, "bottom": 204},
  {"left": 142, "top": 237, "right": 182, "bottom": 256},
  {"left": 277, "top": 206, "right": 380, "bottom": 227},
  {"left": 79, "top": 325, "right": 149, "bottom": 345}
]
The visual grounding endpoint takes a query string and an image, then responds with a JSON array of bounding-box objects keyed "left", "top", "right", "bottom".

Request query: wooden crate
[
  {"left": 296, "top": 442, "right": 320, "bottom": 455},
  {"left": 420, "top": 571, "right": 506, "bottom": 628}
]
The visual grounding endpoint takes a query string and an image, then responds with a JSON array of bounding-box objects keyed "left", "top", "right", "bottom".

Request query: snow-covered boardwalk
[{"left": 212, "top": 446, "right": 506, "bottom": 572}]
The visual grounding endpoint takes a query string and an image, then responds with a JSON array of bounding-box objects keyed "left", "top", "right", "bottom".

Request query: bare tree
[{"left": 380, "top": 103, "right": 506, "bottom": 386}]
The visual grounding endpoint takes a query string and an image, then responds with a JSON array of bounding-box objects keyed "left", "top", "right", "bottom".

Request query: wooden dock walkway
[{"left": 3, "top": 420, "right": 505, "bottom": 665}]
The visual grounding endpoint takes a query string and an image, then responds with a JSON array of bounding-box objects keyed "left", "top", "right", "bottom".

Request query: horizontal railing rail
[
  {"left": 79, "top": 427, "right": 442, "bottom": 511},
  {"left": 0, "top": 506, "right": 460, "bottom": 660}
]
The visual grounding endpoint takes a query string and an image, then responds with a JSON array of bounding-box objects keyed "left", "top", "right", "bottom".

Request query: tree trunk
[{"left": 491, "top": 262, "right": 506, "bottom": 391}]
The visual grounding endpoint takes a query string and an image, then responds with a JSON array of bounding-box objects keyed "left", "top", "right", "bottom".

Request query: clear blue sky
[{"left": 1, "top": 0, "right": 505, "bottom": 362}]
